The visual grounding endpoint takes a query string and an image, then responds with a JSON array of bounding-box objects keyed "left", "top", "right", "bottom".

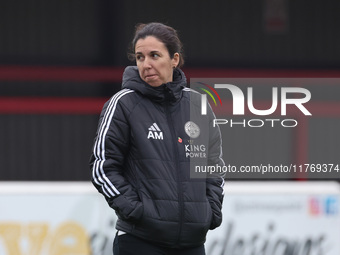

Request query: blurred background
[
  {"left": 0, "top": 1, "right": 340, "bottom": 255},
  {"left": 0, "top": 0, "right": 340, "bottom": 180}
]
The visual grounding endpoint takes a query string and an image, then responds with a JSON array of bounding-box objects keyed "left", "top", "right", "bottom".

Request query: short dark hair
[{"left": 128, "top": 22, "right": 184, "bottom": 68}]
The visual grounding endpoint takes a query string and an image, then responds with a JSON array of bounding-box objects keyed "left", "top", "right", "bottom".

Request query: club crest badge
[{"left": 184, "top": 121, "right": 200, "bottom": 139}]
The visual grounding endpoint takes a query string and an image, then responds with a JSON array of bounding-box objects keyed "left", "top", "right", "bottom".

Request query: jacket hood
[{"left": 121, "top": 66, "right": 187, "bottom": 102}]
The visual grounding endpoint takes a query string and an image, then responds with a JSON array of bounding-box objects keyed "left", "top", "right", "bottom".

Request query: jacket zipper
[{"left": 164, "top": 86, "right": 184, "bottom": 246}]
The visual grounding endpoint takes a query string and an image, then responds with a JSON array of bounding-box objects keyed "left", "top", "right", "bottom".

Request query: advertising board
[{"left": 0, "top": 181, "right": 338, "bottom": 255}]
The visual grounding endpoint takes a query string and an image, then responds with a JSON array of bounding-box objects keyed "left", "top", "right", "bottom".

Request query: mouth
[{"left": 145, "top": 74, "right": 157, "bottom": 79}]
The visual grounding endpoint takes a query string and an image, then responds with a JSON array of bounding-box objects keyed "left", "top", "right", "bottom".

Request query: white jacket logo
[
  {"left": 147, "top": 123, "right": 163, "bottom": 140},
  {"left": 184, "top": 121, "right": 200, "bottom": 139}
]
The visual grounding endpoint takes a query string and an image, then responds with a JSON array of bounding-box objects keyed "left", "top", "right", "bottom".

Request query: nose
[{"left": 143, "top": 57, "right": 152, "bottom": 69}]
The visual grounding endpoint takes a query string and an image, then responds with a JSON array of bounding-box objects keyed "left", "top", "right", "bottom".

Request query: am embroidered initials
[{"left": 147, "top": 123, "right": 163, "bottom": 140}]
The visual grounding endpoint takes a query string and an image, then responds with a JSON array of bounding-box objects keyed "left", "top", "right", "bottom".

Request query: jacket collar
[{"left": 122, "top": 66, "right": 187, "bottom": 103}]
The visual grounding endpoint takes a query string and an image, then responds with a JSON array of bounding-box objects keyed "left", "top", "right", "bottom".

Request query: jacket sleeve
[
  {"left": 89, "top": 93, "right": 143, "bottom": 221},
  {"left": 206, "top": 105, "right": 225, "bottom": 230}
]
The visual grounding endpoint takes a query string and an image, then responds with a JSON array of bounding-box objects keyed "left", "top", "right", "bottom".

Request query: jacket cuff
[{"left": 209, "top": 205, "right": 222, "bottom": 230}]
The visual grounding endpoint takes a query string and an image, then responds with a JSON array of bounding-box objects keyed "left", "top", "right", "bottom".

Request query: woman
[{"left": 90, "top": 22, "right": 225, "bottom": 255}]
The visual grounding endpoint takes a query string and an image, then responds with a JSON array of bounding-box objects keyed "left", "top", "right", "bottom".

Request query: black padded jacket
[{"left": 90, "top": 66, "right": 224, "bottom": 248}]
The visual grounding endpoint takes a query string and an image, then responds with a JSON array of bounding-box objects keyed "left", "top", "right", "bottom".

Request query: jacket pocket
[{"left": 108, "top": 195, "right": 144, "bottom": 222}]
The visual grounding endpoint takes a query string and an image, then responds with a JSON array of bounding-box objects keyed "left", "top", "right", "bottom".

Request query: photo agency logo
[{"left": 193, "top": 80, "right": 312, "bottom": 128}]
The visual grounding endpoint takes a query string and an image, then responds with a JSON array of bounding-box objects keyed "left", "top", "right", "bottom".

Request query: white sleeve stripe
[
  {"left": 93, "top": 89, "right": 133, "bottom": 196},
  {"left": 92, "top": 90, "right": 126, "bottom": 191},
  {"left": 92, "top": 90, "right": 123, "bottom": 196},
  {"left": 92, "top": 89, "right": 134, "bottom": 198}
]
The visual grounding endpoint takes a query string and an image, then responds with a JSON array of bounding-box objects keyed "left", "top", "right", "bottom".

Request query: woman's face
[{"left": 135, "top": 36, "right": 179, "bottom": 87}]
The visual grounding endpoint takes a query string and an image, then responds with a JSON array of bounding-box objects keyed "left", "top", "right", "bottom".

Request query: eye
[
  {"left": 135, "top": 54, "right": 144, "bottom": 61},
  {"left": 151, "top": 53, "right": 160, "bottom": 58}
]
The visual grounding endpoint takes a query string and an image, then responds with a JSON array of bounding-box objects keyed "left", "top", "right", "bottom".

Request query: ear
[{"left": 172, "top": 53, "right": 180, "bottom": 68}]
